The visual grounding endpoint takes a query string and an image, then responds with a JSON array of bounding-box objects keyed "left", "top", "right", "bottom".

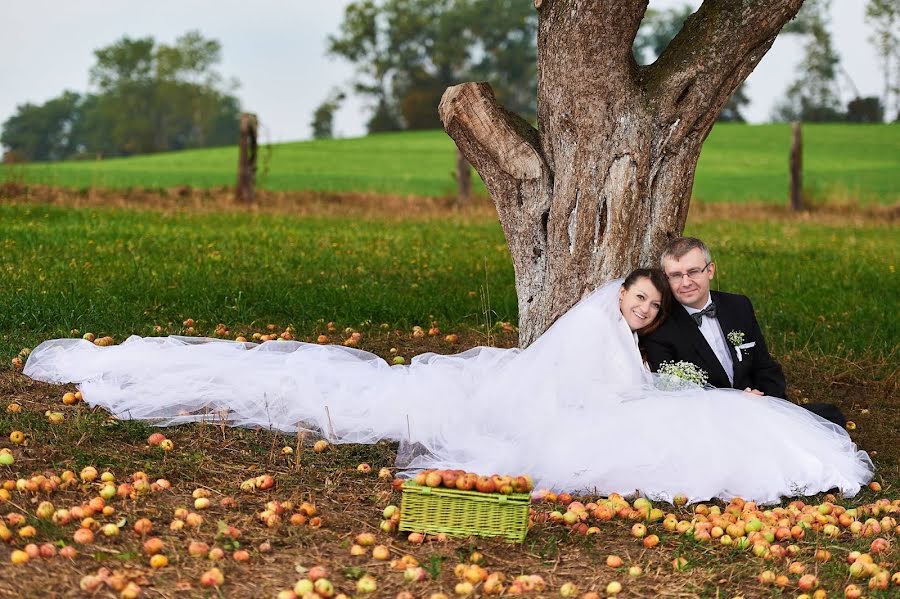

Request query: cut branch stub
[{"left": 439, "top": 83, "right": 544, "bottom": 183}]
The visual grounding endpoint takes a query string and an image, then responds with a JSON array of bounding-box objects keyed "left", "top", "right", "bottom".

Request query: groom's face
[{"left": 663, "top": 248, "right": 715, "bottom": 309}]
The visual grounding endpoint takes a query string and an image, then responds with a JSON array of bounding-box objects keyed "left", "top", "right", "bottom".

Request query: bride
[{"left": 24, "top": 269, "right": 872, "bottom": 504}]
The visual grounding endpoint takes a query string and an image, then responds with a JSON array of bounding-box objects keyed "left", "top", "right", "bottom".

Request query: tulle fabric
[{"left": 24, "top": 280, "right": 873, "bottom": 504}]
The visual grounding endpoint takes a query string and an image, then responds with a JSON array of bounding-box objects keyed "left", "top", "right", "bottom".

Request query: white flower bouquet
[{"left": 657, "top": 360, "right": 709, "bottom": 390}]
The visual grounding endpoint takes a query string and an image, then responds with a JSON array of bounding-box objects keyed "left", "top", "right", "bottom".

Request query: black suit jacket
[{"left": 641, "top": 291, "right": 787, "bottom": 399}]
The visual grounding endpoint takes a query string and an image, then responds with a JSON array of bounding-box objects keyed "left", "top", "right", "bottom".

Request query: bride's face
[{"left": 618, "top": 278, "right": 663, "bottom": 331}]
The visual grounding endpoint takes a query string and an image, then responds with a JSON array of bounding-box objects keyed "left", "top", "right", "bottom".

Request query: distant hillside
[{"left": 4, "top": 124, "right": 898, "bottom": 204}]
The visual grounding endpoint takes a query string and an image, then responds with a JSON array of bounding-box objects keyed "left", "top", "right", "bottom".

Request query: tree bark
[
  {"left": 236, "top": 113, "right": 258, "bottom": 203},
  {"left": 455, "top": 147, "right": 472, "bottom": 205},
  {"left": 441, "top": 0, "right": 805, "bottom": 347},
  {"left": 789, "top": 121, "right": 803, "bottom": 212}
]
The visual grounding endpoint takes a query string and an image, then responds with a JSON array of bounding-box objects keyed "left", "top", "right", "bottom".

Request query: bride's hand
[{"left": 743, "top": 387, "right": 764, "bottom": 396}]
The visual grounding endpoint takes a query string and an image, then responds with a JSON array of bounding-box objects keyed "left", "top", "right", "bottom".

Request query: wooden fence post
[
  {"left": 456, "top": 147, "right": 471, "bottom": 205},
  {"left": 236, "top": 113, "right": 258, "bottom": 203},
  {"left": 789, "top": 121, "right": 803, "bottom": 212}
]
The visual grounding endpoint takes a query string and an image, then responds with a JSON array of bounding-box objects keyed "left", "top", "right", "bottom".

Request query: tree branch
[
  {"left": 644, "top": 0, "right": 805, "bottom": 129},
  {"left": 439, "top": 82, "right": 546, "bottom": 186}
]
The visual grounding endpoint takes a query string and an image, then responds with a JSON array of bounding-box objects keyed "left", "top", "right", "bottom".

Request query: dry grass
[{"left": 3, "top": 183, "right": 899, "bottom": 226}]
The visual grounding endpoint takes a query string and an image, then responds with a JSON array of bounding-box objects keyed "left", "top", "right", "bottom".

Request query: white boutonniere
[
  {"left": 727, "top": 330, "right": 756, "bottom": 362},
  {"left": 658, "top": 360, "right": 709, "bottom": 388}
]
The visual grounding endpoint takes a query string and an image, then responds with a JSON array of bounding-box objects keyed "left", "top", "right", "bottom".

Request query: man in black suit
[{"left": 642, "top": 237, "right": 846, "bottom": 427}]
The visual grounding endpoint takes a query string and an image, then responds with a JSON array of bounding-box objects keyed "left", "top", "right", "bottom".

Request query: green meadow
[
  {"left": 1, "top": 203, "right": 895, "bottom": 371},
  {"left": 5, "top": 123, "right": 899, "bottom": 204}
]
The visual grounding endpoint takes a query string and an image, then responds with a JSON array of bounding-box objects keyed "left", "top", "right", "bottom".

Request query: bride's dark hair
[{"left": 622, "top": 268, "right": 671, "bottom": 335}]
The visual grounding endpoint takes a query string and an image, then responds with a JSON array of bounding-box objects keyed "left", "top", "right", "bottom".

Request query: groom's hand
[{"left": 743, "top": 387, "right": 764, "bottom": 396}]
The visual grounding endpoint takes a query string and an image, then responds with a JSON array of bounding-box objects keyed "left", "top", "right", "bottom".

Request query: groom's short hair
[{"left": 660, "top": 237, "right": 712, "bottom": 266}]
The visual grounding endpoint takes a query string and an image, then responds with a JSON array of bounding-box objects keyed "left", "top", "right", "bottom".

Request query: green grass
[
  {"left": 696, "top": 123, "right": 900, "bottom": 204},
  {"left": 4, "top": 124, "right": 899, "bottom": 204},
  {"left": 1, "top": 203, "right": 896, "bottom": 368}
]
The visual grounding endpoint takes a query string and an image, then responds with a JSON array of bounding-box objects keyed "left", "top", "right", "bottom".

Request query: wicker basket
[{"left": 399, "top": 481, "right": 531, "bottom": 542}]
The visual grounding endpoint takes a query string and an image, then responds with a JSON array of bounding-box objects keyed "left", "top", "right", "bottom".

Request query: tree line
[
  {"left": 1, "top": 31, "right": 240, "bottom": 162},
  {"left": 313, "top": 0, "right": 899, "bottom": 138}
]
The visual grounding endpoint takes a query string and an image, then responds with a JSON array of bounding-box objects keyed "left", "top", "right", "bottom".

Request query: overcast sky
[{"left": 1, "top": 0, "right": 885, "bottom": 144}]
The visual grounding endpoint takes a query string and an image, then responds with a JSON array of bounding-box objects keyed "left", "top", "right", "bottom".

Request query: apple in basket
[
  {"left": 513, "top": 475, "right": 533, "bottom": 494},
  {"left": 441, "top": 470, "right": 459, "bottom": 488},
  {"left": 456, "top": 473, "right": 477, "bottom": 491},
  {"left": 425, "top": 471, "right": 444, "bottom": 488},
  {"left": 475, "top": 476, "right": 496, "bottom": 494}
]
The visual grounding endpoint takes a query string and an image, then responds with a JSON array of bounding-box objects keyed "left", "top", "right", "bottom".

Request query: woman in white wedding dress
[{"left": 24, "top": 269, "right": 872, "bottom": 504}]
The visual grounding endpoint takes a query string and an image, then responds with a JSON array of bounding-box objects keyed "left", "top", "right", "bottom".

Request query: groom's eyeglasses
[{"left": 666, "top": 262, "right": 713, "bottom": 283}]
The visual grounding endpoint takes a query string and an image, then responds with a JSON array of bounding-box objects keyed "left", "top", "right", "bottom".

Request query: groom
[{"left": 642, "top": 237, "right": 846, "bottom": 427}]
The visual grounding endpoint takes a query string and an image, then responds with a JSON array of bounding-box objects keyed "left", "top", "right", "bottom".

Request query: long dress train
[{"left": 24, "top": 280, "right": 873, "bottom": 504}]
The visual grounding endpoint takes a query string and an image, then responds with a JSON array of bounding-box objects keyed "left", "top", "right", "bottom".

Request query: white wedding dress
[{"left": 24, "top": 280, "right": 872, "bottom": 504}]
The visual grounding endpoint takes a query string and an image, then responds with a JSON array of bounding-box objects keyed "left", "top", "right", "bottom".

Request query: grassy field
[
  {"left": 5, "top": 123, "right": 900, "bottom": 204},
  {"left": 0, "top": 198, "right": 898, "bottom": 597},
  {"left": 0, "top": 202, "right": 896, "bottom": 365}
]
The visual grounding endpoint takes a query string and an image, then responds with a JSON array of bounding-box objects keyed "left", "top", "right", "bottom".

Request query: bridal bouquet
[{"left": 657, "top": 360, "right": 709, "bottom": 389}]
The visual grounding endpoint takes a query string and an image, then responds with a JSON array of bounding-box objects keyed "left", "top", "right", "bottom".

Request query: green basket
[{"left": 399, "top": 481, "right": 531, "bottom": 542}]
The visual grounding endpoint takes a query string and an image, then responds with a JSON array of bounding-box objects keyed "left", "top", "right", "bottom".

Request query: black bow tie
[{"left": 691, "top": 302, "right": 717, "bottom": 326}]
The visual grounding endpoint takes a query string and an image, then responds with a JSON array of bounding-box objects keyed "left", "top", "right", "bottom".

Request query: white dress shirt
[{"left": 684, "top": 296, "right": 734, "bottom": 385}]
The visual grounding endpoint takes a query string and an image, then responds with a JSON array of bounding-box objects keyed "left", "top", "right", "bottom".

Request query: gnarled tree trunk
[{"left": 440, "top": 0, "right": 805, "bottom": 347}]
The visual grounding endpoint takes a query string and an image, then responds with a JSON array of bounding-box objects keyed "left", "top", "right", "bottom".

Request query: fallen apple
[{"left": 200, "top": 567, "right": 225, "bottom": 588}]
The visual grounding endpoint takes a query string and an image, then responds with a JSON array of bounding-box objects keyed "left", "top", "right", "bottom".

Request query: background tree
[
  {"left": 463, "top": 0, "right": 538, "bottom": 121},
  {"left": 774, "top": 0, "right": 844, "bottom": 122},
  {"left": 88, "top": 31, "right": 240, "bottom": 154},
  {"left": 717, "top": 85, "right": 750, "bottom": 123},
  {"left": 311, "top": 89, "right": 347, "bottom": 139},
  {"left": 845, "top": 96, "right": 884, "bottom": 122},
  {"left": 440, "top": 0, "right": 806, "bottom": 347},
  {"left": 87, "top": 36, "right": 159, "bottom": 154},
  {"left": 328, "top": 0, "right": 536, "bottom": 132},
  {"left": 0, "top": 92, "right": 82, "bottom": 161},
  {"left": 865, "top": 0, "right": 900, "bottom": 120},
  {"left": 632, "top": 5, "right": 694, "bottom": 62}
]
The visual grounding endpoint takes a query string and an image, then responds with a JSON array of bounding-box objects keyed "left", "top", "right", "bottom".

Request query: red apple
[
  {"left": 441, "top": 470, "right": 458, "bottom": 488},
  {"left": 475, "top": 476, "right": 496, "bottom": 494},
  {"left": 200, "top": 568, "right": 224, "bottom": 588}
]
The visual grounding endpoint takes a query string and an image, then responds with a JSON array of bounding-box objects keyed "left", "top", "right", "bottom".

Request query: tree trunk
[
  {"left": 441, "top": 0, "right": 805, "bottom": 347},
  {"left": 789, "top": 121, "right": 803, "bottom": 212},
  {"left": 456, "top": 147, "right": 472, "bottom": 205},
  {"left": 236, "top": 113, "right": 258, "bottom": 203}
]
